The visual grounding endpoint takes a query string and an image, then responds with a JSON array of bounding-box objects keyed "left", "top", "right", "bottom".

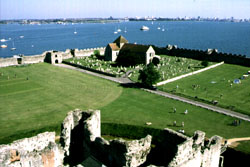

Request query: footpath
[{"left": 55, "top": 63, "right": 250, "bottom": 122}]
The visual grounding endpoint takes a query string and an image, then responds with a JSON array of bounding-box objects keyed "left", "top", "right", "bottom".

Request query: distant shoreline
[{"left": 1, "top": 17, "right": 250, "bottom": 25}]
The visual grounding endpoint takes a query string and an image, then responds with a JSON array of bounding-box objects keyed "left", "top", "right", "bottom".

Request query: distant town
[{"left": 1, "top": 16, "right": 250, "bottom": 25}]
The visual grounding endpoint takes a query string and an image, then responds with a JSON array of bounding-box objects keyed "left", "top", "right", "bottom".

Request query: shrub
[{"left": 94, "top": 50, "right": 100, "bottom": 56}]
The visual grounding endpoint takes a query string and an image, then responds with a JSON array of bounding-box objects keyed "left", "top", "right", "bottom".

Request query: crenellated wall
[
  {"left": 0, "top": 47, "right": 105, "bottom": 68},
  {"left": 154, "top": 45, "right": 250, "bottom": 67},
  {"left": 74, "top": 47, "right": 105, "bottom": 57}
]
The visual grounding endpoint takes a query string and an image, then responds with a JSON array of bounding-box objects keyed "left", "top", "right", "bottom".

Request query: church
[{"left": 104, "top": 35, "right": 156, "bottom": 66}]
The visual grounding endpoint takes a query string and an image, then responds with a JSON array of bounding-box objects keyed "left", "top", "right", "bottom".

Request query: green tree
[
  {"left": 201, "top": 60, "right": 209, "bottom": 67},
  {"left": 138, "top": 63, "right": 160, "bottom": 88}
]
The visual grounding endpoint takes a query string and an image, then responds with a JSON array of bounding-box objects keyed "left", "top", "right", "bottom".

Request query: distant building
[{"left": 104, "top": 35, "right": 155, "bottom": 65}]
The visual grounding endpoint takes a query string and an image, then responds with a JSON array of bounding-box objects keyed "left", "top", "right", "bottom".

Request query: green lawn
[
  {"left": 0, "top": 63, "right": 250, "bottom": 154},
  {"left": 0, "top": 63, "right": 122, "bottom": 143},
  {"left": 159, "top": 64, "right": 250, "bottom": 116}
]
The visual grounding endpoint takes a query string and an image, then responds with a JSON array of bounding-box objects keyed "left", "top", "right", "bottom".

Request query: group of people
[
  {"left": 233, "top": 119, "right": 241, "bottom": 126},
  {"left": 172, "top": 108, "right": 188, "bottom": 134}
]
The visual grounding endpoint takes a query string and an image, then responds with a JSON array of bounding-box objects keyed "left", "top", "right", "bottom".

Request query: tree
[
  {"left": 152, "top": 57, "right": 160, "bottom": 66},
  {"left": 201, "top": 60, "right": 209, "bottom": 67},
  {"left": 138, "top": 63, "right": 160, "bottom": 88}
]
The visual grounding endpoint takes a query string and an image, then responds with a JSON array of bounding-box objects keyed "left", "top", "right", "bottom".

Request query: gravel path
[{"left": 56, "top": 63, "right": 250, "bottom": 122}]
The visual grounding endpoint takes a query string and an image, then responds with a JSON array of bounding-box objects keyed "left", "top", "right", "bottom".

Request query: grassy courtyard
[
  {"left": 158, "top": 64, "right": 250, "bottom": 116},
  {"left": 0, "top": 63, "right": 250, "bottom": 153}
]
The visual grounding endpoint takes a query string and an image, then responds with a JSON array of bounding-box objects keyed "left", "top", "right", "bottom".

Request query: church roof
[
  {"left": 113, "top": 35, "right": 129, "bottom": 44},
  {"left": 108, "top": 43, "right": 120, "bottom": 51},
  {"left": 120, "top": 43, "right": 151, "bottom": 53}
]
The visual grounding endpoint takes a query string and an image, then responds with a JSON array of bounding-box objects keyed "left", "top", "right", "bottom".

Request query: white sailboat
[
  {"left": 124, "top": 27, "right": 127, "bottom": 33},
  {"left": 162, "top": 26, "right": 165, "bottom": 31},
  {"left": 117, "top": 28, "right": 121, "bottom": 32},
  {"left": 11, "top": 41, "right": 16, "bottom": 51},
  {"left": 74, "top": 28, "right": 77, "bottom": 34}
]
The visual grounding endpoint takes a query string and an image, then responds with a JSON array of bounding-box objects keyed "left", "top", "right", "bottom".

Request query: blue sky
[{"left": 1, "top": 0, "right": 250, "bottom": 20}]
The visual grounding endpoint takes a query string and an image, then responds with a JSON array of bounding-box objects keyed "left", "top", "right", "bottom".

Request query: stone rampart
[
  {"left": 154, "top": 45, "right": 250, "bottom": 67},
  {"left": 0, "top": 132, "right": 64, "bottom": 167},
  {"left": 0, "top": 57, "right": 18, "bottom": 67},
  {"left": 22, "top": 55, "right": 45, "bottom": 64}
]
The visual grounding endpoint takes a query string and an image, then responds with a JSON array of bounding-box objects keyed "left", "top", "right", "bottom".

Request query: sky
[{"left": 0, "top": 0, "right": 250, "bottom": 20}]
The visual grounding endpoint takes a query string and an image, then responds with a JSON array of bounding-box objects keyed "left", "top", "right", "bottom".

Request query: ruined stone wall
[
  {"left": 0, "top": 132, "right": 64, "bottom": 167},
  {"left": 0, "top": 109, "right": 223, "bottom": 167},
  {"left": 22, "top": 55, "right": 45, "bottom": 64},
  {"left": 0, "top": 58, "right": 18, "bottom": 67},
  {"left": 60, "top": 109, "right": 152, "bottom": 167}
]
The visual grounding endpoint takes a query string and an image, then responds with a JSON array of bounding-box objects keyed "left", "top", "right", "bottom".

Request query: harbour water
[{"left": 0, "top": 21, "right": 250, "bottom": 58}]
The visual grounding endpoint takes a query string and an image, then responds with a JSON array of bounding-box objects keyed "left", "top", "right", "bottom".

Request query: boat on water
[
  {"left": 140, "top": 26, "right": 149, "bottom": 31},
  {"left": 117, "top": 28, "right": 121, "bottom": 32},
  {"left": 74, "top": 28, "right": 77, "bottom": 34},
  {"left": 20, "top": 36, "right": 24, "bottom": 38},
  {"left": 124, "top": 27, "right": 127, "bottom": 33},
  {"left": 0, "top": 39, "right": 8, "bottom": 42},
  {"left": 11, "top": 41, "right": 16, "bottom": 51},
  {"left": 157, "top": 27, "right": 161, "bottom": 30},
  {"left": 1, "top": 44, "right": 7, "bottom": 48},
  {"left": 114, "top": 31, "right": 118, "bottom": 34}
]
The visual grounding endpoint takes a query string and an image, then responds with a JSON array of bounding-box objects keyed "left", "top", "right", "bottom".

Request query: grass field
[
  {"left": 0, "top": 63, "right": 122, "bottom": 143},
  {"left": 0, "top": 63, "right": 250, "bottom": 153},
  {"left": 158, "top": 64, "right": 250, "bottom": 116}
]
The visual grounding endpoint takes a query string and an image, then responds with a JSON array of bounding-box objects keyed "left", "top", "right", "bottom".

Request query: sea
[{"left": 0, "top": 21, "right": 250, "bottom": 58}]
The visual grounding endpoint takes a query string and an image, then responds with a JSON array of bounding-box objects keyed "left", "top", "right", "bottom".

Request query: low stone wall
[
  {"left": 0, "top": 58, "right": 18, "bottom": 67},
  {"left": 0, "top": 132, "right": 64, "bottom": 167},
  {"left": 156, "top": 61, "right": 224, "bottom": 86}
]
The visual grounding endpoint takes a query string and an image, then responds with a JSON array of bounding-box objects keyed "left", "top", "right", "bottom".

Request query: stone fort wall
[
  {"left": 0, "top": 57, "right": 18, "bottom": 67},
  {"left": 154, "top": 45, "right": 250, "bottom": 67},
  {"left": 0, "top": 47, "right": 105, "bottom": 68}
]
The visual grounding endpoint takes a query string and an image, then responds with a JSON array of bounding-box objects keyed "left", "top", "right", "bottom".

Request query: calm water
[{"left": 0, "top": 21, "right": 250, "bottom": 58}]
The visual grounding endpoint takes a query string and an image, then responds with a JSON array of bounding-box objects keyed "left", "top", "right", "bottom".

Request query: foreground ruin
[{"left": 0, "top": 109, "right": 223, "bottom": 167}]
